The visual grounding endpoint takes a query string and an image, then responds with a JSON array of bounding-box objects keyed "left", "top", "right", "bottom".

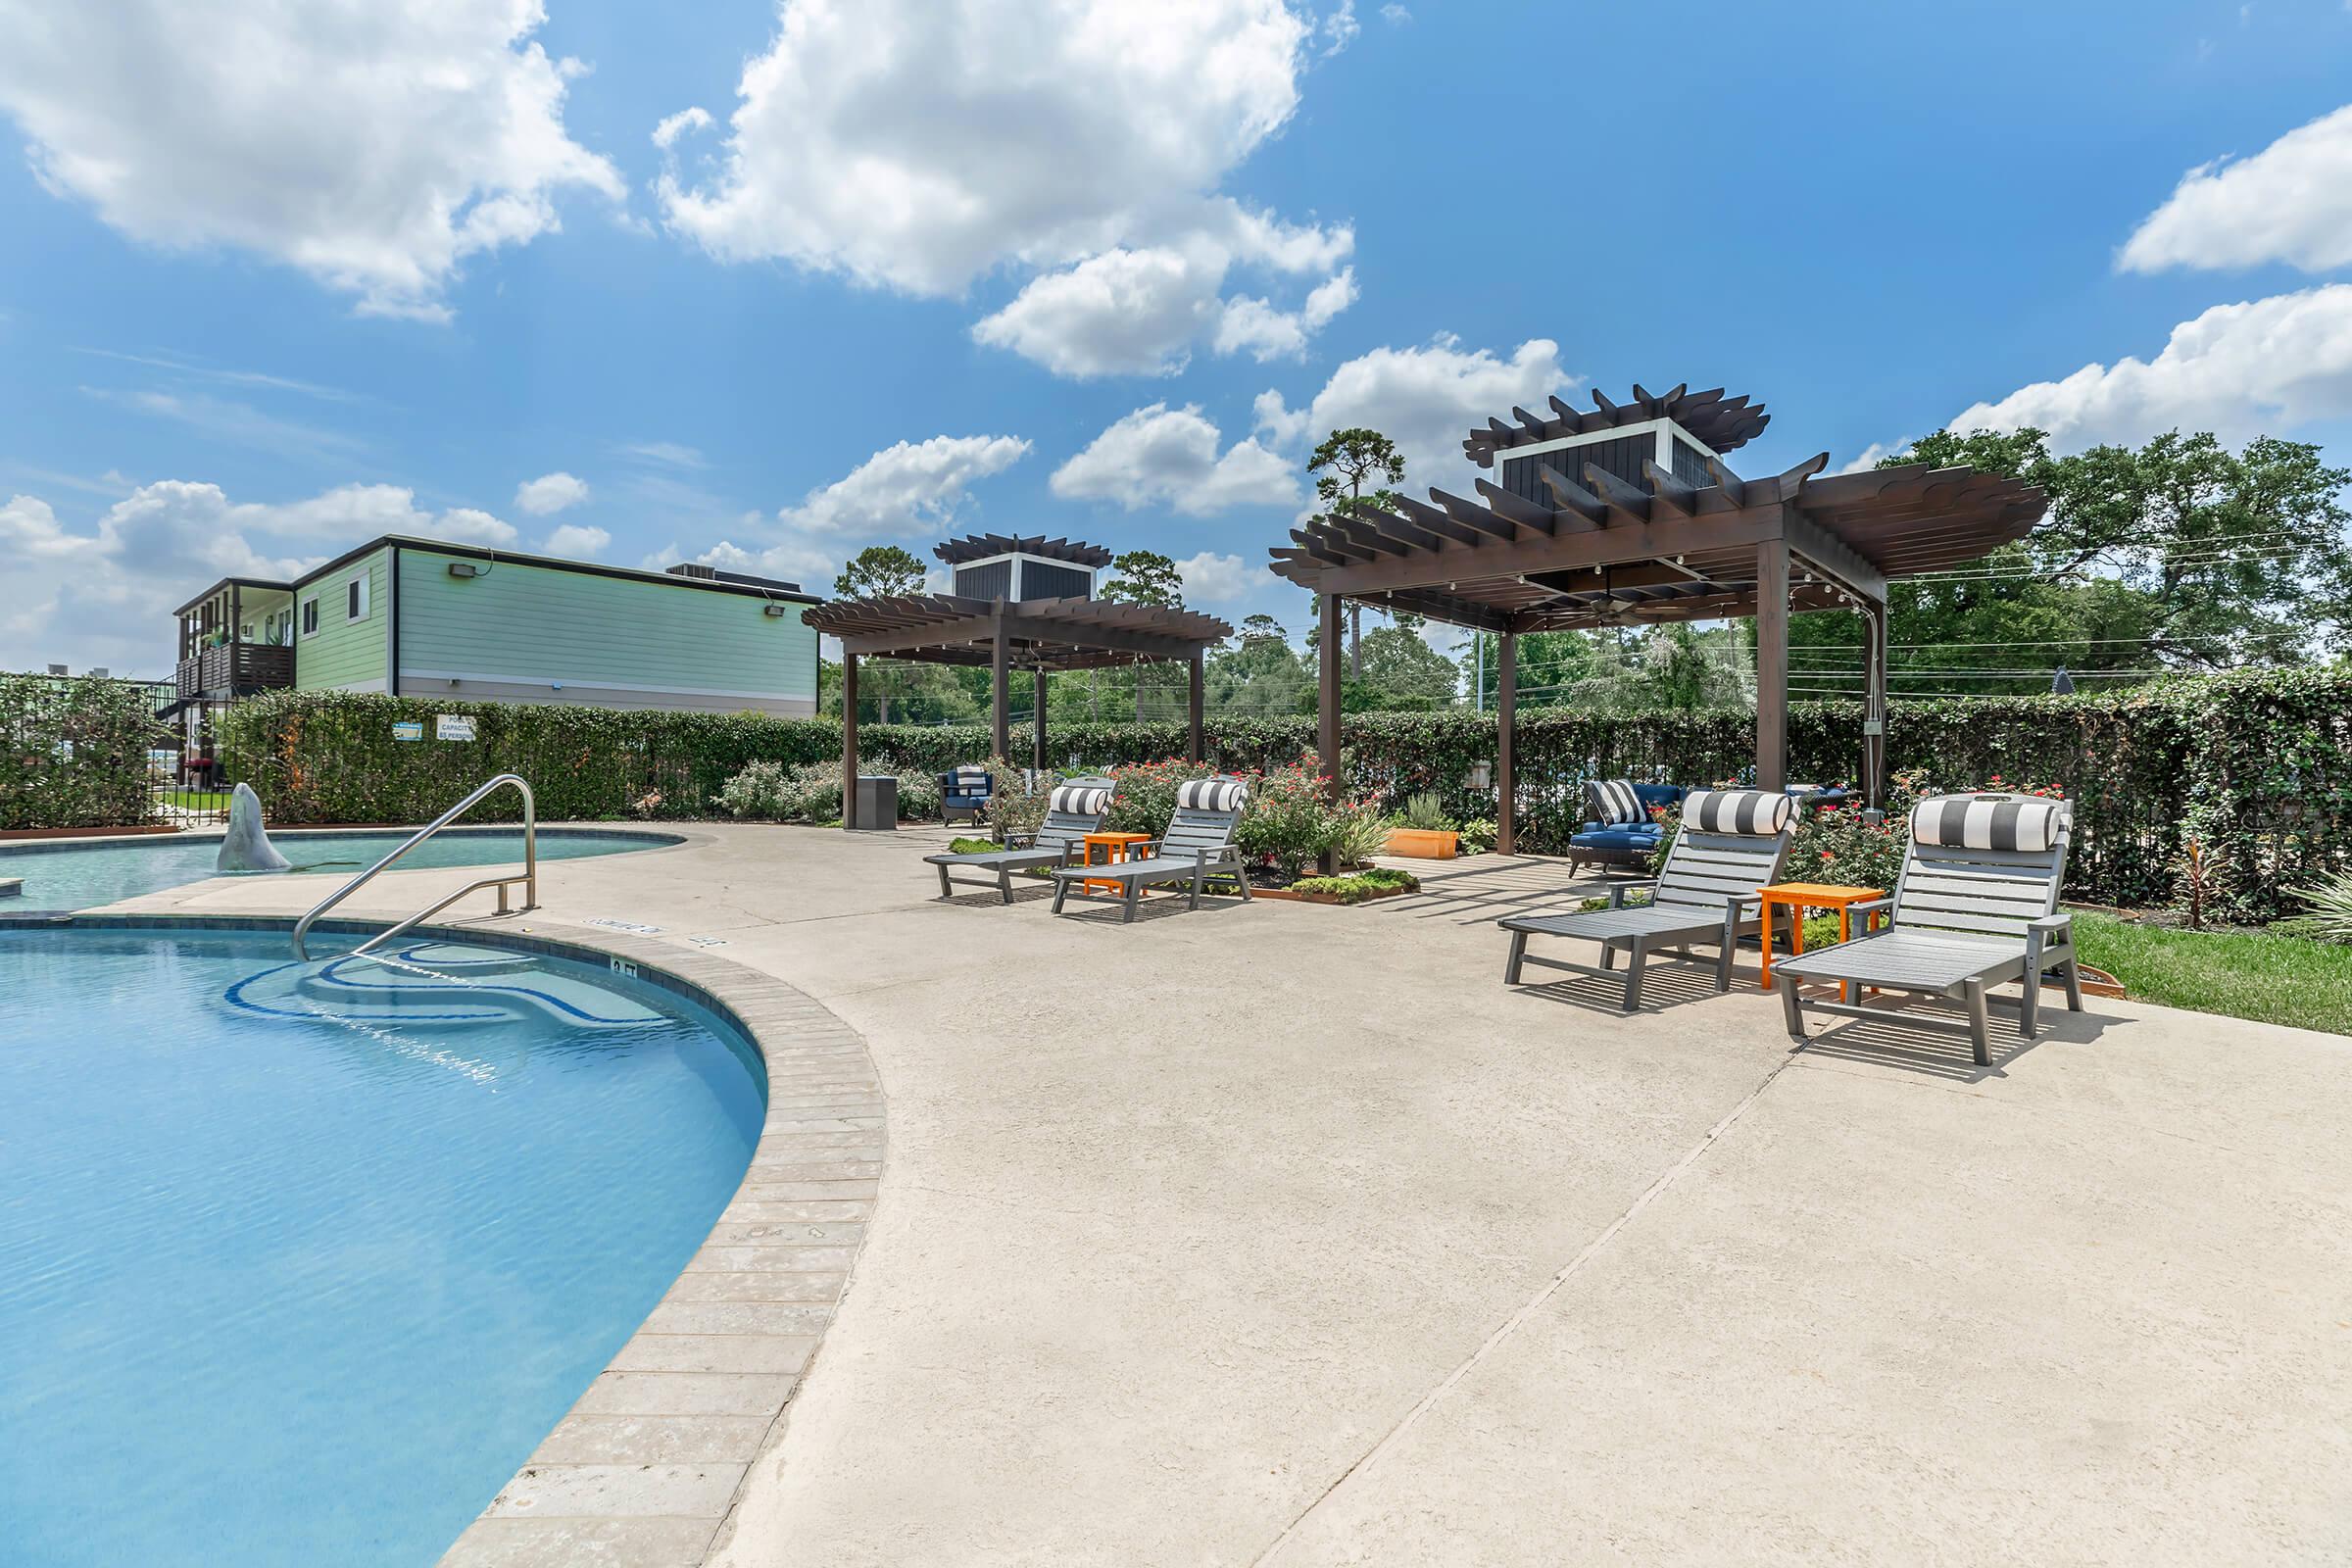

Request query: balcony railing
[{"left": 175, "top": 641, "right": 294, "bottom": 699}]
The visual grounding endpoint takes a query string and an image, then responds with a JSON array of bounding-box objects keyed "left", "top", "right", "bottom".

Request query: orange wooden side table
[
  {"left": 1080, "top": 830, "right": 1154, "bottom": 896},
  {"left": 1757, "top": 881, "right": 1886, "bottom": 1000}
]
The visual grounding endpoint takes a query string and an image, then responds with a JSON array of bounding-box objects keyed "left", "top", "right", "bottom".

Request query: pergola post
[
  {"left": 1496, "top": 629, "right": 1516, "bottom": 857},
  {"left": 1033, "top": 668, "right": 1049, "bottom": 775},
  {"left": 990, "top": 610, "right": 1010, "bottom": 763},
  {"left": 1863, "top": 597, "right": 1888, "bottom": 813},
  {"left": 841, "top": 652, "right": 859, "bottom": 830},
  {"left": 1318, "top": 592, "right": 1343, "bottom": 873},
  {"left": 1754, "top": 538, "right": 1788, "bottom": 793},
  {"left": 1187, "top": 653, "right": 1204, "bottom": 764}
]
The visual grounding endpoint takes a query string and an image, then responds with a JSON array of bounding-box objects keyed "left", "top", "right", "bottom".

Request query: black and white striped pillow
[
  {"left": 1175, "top": 777, "right": 1249, "bottom": 812},
  {"left": 1586, "top": 778, "right": 1643, "bottom": 825},
  {"left": 949, "top": 766, "right": 992, "bottom": 791},
  {"left": 1049, "top": 783, "right": 1112, "bottom": 817},
  {"left": 1680, "top": 788, "right": 1792, "bottom": 837},
  {"left": 1911, "top": 794, "right": 2065, "bottom": 853}
]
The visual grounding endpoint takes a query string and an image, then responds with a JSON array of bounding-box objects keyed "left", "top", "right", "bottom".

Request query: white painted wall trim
[{"left": 1491, "top": 416, "right": 1721, "bottom": 477}]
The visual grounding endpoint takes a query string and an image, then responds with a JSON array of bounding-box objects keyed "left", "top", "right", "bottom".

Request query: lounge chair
[
  {"left": 1501, "top": 788, "right": 1793, "bottom": 1011},
  {"left": 940, "top": 764, "right": 994, "bottom": 827},
  {"left": 1566, "top": 779, "right": 1686, "bottom": 874},
  {"left": 922, "top": 778, "right": 1112, "bottom": 903},
  {"left": 1050, "top": 776, "right": 1252, "bottom": 922},
  {"left": 1775, "top": 793, "right": 2082, "bottom": 1065}
]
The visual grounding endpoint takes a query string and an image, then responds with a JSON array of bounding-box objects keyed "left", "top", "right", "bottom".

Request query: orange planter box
[{"left": 1384, "top": 827, "right": 1458, "bottom": 859}]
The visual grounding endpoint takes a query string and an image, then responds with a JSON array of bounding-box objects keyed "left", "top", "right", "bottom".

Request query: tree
[
  {"left": 1098, "top": 550, "right": 1186, "bottom": 719},
  {"left": 833, "top": 545, "right": 927, "bottom": 600},
  {"left": 1790, "top": 426, "right": 2352, "bottom": 695},
  {"left": 1347, "top": 622, "right": 1457, "bottom": 710},
  {"left": 1207, "top": 616, "right": 1312, "bottom": 714},
  {"left": 1308, "top": 428, "right": 1405, "bottom": 679},
  {"left": 1099, "top": 550, "right": 1185, "bottom": 608},
  {"left": 1239, "top": 612, "right": 1286, "bottom": 645}
]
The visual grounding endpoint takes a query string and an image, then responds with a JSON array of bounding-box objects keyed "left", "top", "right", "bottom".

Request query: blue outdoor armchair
[
  {"left": 940, "top": 765, "right": 994, "bottom": 828},
  {"left": 1566, "top": 780, "right": 1687, "bottom": 875}
]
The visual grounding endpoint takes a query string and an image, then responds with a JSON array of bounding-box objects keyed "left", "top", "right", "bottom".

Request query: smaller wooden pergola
[
  {"left": 1269, "top": 382, "right": 2045, "bottom": 854},
  {"left": 805, "top": 537, "right": 1233, "bottom": 827}
]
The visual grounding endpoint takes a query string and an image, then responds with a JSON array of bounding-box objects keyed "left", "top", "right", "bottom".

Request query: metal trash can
[{"left": 851, "top": 774, "right": 899, "bottom": 831}]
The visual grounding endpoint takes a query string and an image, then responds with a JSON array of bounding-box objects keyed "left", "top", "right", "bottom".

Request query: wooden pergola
[
  {"left": 805, "top": 537, "right": 1233, "bottom": 828},
  {"left": 1269, "top": 383, "right": 2044, "bottom": 854}
]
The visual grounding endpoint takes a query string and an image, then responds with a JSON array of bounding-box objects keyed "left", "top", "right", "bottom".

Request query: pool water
[
  {"left": 0, "top": 826, "right": 676, "bottom": 911},
  {"left": 0, "top": 929, "right": 765, "bottom": 1568}
]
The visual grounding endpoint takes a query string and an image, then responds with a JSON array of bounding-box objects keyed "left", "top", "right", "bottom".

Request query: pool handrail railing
[{"left": 290, "top": 774, "right": 537, "bottom": 960}]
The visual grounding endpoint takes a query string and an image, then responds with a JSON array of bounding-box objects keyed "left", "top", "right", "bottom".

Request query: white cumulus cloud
[
  {"left": 656, "top": 0, "right": 1310, "bottom": 294},
  {"left": 1947, "top": 284, "right": 2352, "bottom": 449},
  {"left": 2120, "top": 104, "right": 2352, "bottom": 274},
  {"left": 1172, "top": 550, "right": 1268, "bottom": 606},
  {"left": 971, "top": 247, "right": 1220, "bottom": 377},
  {"left": 777, "top": 434, "right": 1031, "bottom": 536},
  {"left": 1214, "top": 267, "right": 1358, "bottom": 363},
  {"left": 514, "top": 472, "right": 592, "bottom": 514},
  {"left": 0, "top": 0, "right": 622, "bottom": 320},
  {"left": 540, "top": 523, "right": 611, "bottom": 558},
  {"left": 1252, "top": 335, "right": 1575, "bottom": 495},
  {"left": 514, "top": 470, "right": 591, "bottom": 515},
  {"left": 1051, "top": 404, "right": 1299, "bottom": 515}
]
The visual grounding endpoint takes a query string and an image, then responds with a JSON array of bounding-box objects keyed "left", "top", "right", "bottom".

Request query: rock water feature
[{"left": 216, "top": 783, "right": 292, "bottom": 874}]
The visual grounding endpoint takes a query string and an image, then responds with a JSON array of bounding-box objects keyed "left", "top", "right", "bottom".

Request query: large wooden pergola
[
  {"left": 1269, "top": 383, "right": 2044, "bottom": 854},
  {"left": 806, "top": 537, "right": 1233, "bottom": 828}
]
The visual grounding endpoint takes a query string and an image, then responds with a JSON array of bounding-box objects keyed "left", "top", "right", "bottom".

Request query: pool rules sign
[{"left": 434, "top": 713, "right": 476, "bottom": 742}]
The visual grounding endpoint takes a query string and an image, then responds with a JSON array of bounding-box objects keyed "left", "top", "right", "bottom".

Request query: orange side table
[
  {"left": 1080, "top": 830, "right": 1154, "bottom": 897},
  {"left": 1757, "top": 881, "right": 1886, "bottom": 1000}
]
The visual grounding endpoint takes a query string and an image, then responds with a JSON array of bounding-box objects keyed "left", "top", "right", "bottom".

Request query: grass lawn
[
  {"left": 2071, "top": 910, "right": 2352, "bottom": 1038},
  {"left": 160, "top": 789, "right": 231, "bottom": 810}
]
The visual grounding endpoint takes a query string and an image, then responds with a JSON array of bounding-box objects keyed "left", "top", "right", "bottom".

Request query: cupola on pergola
[
  {"left": 806, "top": 534, "right": 1234, "bottom": 827},
  {"left": 1267, "top": 383, "right": 2045, "bottom": 853}
]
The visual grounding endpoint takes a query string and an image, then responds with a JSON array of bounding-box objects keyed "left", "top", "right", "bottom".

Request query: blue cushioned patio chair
[
  {"left": 1566, "top": 779, "right": 1687, "bottom": 875},
  {"left": 940, "top": 764, "right": 994, "bottom": 828}
]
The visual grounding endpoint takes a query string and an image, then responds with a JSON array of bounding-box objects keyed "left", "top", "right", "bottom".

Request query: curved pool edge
[{"left": 0, "top": 908, "right": 882, "bottom": 1568}]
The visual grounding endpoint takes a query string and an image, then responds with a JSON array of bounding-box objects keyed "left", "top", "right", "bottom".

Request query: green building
[{"left": 170, "top": 536, "right": 820, "bottom": 741}]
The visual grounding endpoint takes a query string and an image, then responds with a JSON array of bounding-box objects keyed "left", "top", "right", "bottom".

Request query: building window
[
  {"left": 347, "top": 575, "right": 369, "bottom": 622},
  {"left": 301, "top": 597, "right": 319, "bottom": 637}
]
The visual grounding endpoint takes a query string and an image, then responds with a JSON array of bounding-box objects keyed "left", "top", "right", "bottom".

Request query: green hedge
[
  {"left": 216, "top": 672, "right": 2352, "bottom": 921},
  {"left": 1, "top": 673, "right": 169, "bottom": 830}
]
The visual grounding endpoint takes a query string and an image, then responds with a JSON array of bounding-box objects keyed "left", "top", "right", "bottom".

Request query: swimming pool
[
  {"left": 0, "top": 927, "right": 765, "bottom": 1567},
  {"left": 0, "top": 825, "right": 678, "bottom": 911}
]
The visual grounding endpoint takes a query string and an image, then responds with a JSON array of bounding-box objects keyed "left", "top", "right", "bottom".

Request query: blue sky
[{"left": 6, "top": 0, "right": 2352, "bottom": 677}]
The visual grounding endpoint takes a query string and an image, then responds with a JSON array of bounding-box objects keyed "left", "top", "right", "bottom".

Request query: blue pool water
[
  {"left": 0, "top": 826, "right": 677, "bottom": 912},
  {"left": 0, "top": 929, "right": 765, "bottom": 1567}
]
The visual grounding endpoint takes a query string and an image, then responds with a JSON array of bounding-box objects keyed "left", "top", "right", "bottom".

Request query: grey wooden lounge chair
[
  {"left": 1050, "top": 776, "right": 1252, "bottom": 922},
  {"left": 1499, "top": 788, "right": 1794, "bottom": 1011},
  {"left": 1776, "top": 793, "right": 2082, "bottom": 1065},
  {"left": 922, "top": 778, "right": 1112, "bottom": 903}
]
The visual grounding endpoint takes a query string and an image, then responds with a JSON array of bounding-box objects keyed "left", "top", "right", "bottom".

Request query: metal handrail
[{"left": 291, "top": 773, "right": 536, "bottom": 959}]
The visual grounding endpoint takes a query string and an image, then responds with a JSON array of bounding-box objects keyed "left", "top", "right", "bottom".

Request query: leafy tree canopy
[
  {"left": 833, "top": 544, "right": 927, "bottom": 600},
  {"left": 1100, "top": 549, "right": 1184, "bottom": 609}
]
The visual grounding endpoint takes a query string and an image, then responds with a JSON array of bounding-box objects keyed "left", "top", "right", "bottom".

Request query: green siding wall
[
  {"left": 294, "top": 549, "right": 389, "bottom": 691},
  {"left": 395, "top": 550, "right": 817, "bottom": 706}
]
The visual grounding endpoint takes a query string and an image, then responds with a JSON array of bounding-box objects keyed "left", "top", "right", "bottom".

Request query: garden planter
[
  {"left": 1384, "top": 827, "right": 1458, "bottom": 859},
  {"left": 1254, "top": 881, "right": 1417, "bottom": 906}
]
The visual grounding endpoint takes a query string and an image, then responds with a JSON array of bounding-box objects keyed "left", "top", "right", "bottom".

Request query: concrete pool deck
[{"left": 111, "top": 822, "right": 2352, "bottom": 1564}]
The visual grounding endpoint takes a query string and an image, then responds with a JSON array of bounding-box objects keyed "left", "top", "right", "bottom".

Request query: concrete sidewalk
[{"left": 122, "top": 823, "right": 2352, "bottom": 1565}]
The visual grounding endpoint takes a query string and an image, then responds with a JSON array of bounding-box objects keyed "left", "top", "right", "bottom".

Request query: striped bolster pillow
[
  {"left": 1680, "top": 788, "right": 1792, "bottom": 836},
  {"left": 1586, "top": 778, "right": 1643, "bottom": 824},
  {"left": 1911, "top": 794, "right": 2065, "bottom": 853},
  {"left": 1049, "top": 783, "right": 1112, "bottom": 817},
  {"left": 1175, "top": 777, "right": 1249, "bottom": 812}
]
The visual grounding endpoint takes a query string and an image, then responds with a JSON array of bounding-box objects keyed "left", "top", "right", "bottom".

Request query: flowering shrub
[
  {"left": 1238, "top": 758, "right": 1347, "bottom": 876},
  {"left": 1103, "top": 757, "right": 1222, "bottom": 837},
  {"left": 715, "top": 760, "right": 842, "bottom": 822}
]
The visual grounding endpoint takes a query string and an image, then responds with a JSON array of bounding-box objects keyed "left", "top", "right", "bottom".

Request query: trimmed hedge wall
[
  {"left": 2, "top": 673, "right": 169, "bottom": 830},
  {"left": 217, "top": 671, "right": 2352, "bottom": 921}
]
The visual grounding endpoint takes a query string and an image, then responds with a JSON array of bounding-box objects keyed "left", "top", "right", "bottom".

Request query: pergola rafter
[{"left": 1271, "top": 384, "right": 2046, "bottom": 858}]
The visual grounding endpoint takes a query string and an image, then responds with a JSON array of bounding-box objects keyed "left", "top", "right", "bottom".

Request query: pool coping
[{"left": 0, "top": 909, "right": 881, "bottom": 1568}]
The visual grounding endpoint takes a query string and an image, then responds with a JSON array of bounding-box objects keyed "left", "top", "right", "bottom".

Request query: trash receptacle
[{"left": 851, "top": 774, "right": 898, "bottom": 831}]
